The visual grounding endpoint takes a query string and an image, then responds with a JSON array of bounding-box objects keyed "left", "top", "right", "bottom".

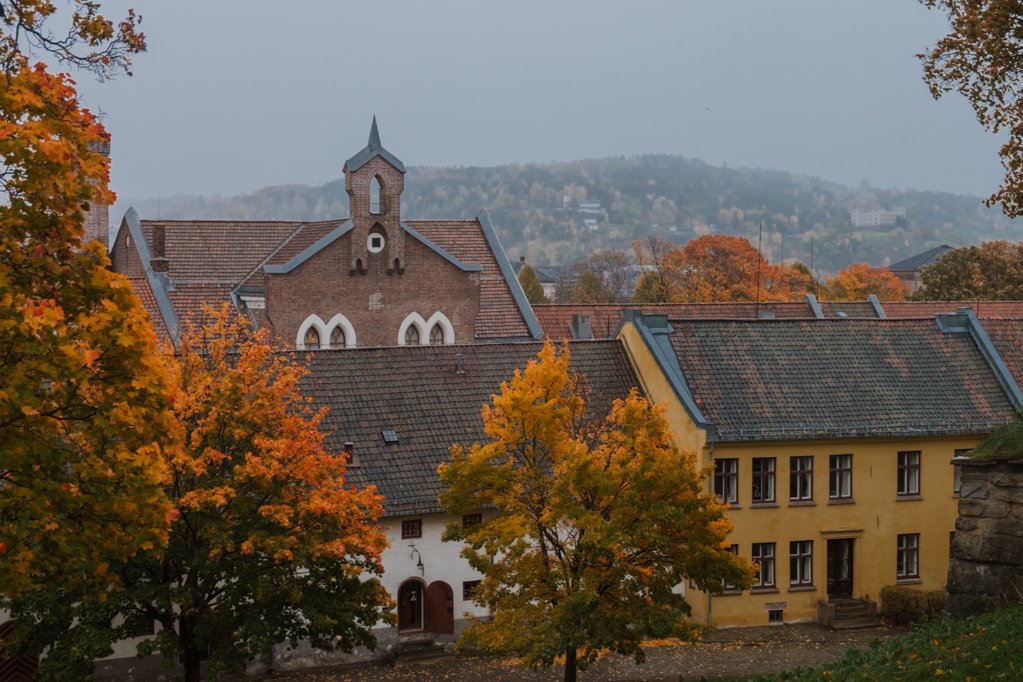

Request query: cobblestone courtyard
[{"left": 271, "top": 624, "right": 901, "bottom": 682}]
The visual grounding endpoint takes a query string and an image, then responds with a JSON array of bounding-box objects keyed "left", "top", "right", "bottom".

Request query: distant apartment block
[{"left": 851, "top": 207, "right": 906, "bottom": 228}]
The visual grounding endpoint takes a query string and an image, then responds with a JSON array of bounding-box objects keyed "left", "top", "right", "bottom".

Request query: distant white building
[{"left": 851, "top": 207, "right": 906, "bottom": 228}]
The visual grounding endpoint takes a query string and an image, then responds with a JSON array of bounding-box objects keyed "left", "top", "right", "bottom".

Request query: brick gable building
[{"left": 108, "top": 119, "right": 541, "bottom": 348}]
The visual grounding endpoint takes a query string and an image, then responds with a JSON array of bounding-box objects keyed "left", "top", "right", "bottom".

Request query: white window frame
[
  {"left": 399, "top": 311, "right": 455, "bottom": 346},
  {"left": 325, "top": 313, "right": 357, "bottom": 348},
  {"left": 296, "top": 314, "right": 328, "bottom": 350}
]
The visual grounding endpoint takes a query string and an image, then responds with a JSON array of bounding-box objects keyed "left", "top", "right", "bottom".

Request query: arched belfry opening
[
  {"left": 344, "top": 116, "right": 406, "bottom": 275},
  {"left": 370, "top": 175, "right": 383, "bottom": 214}
]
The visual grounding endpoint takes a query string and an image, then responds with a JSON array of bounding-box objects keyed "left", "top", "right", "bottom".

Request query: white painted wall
[{"left": 380, "top": 511, "right": 490, "bottom": 623}]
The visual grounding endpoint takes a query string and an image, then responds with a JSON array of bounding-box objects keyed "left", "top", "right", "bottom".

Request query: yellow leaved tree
[
  {"left": 439, "top": 342, "right": 752, "bottom": 682},
  {"left": 0, "top": 1, "right": 175, "bottom": 599}
]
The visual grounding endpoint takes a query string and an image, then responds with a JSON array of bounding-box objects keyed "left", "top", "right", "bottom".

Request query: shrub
[{"left": 880, "top": 585, "right": 945, "bottom": 625}]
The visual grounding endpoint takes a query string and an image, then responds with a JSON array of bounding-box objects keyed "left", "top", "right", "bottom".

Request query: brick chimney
[
  {"left": 83, "top": 137, "right": 111, "bottom": 251},
  {"left": 150, "top": 223, "right": 169, "bottom": 273}
]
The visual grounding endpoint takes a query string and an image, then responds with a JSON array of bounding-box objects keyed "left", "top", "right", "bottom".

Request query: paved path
[{"left": 270, "top": 624, "right": 901, "bottom": 682}]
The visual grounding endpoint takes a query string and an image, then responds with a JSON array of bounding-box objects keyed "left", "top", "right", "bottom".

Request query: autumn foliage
[
  {"left": 632, "top": 235, "right": 814, "bottom": 303},
  {"left": 5, "top": 308, "right": 393, "bottom": 681},
  {"left": 822, "top": 263, "right": 909, "bottom": 301},
  {"left": 132, "top": 308, "right": 391, "bottom": 681},
  {"left": 913, "top": 241, "right": 1023, "bottom": 301},
  {"left": 439, "top": 343, "right": 752, "bottom": 682},
  {"left": 920, "top": 0, "right": 1023, "bottom": 217},
  {"left": 0, "top": 16, "right": 173, "bottom": 597}
]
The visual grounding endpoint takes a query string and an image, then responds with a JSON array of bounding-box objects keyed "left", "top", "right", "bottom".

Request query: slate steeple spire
[
  {"left": 345, "top": 116, "right": 405, "bottom": 173},
  {"left": 368, "top": 115, "right": 381, "bottom": 148}
]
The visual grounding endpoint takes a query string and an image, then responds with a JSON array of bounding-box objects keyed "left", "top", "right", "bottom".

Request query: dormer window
[
  {"left": 367, "top": 229, "right": 386, "bottom": 254},
  {"left": 304, "top": 326, "right": 321, "bottom": 350},
  {"left": 370, "top": 175, "right": 383, "bottom": 214}
]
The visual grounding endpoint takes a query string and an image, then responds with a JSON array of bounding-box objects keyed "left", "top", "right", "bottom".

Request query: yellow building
[{"left": 618, "top": 309, "right": 1022, "bottom": 627}]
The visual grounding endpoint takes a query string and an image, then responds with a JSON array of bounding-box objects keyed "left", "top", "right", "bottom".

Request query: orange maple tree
[
  {"left": 658, "top": 235, "right": 811, "bottom": 303},
  {"left": 123, "top": 308, "right": 390, "bottom": 682},
  {"left": 822, "top": 263, "right": 909, "bottom": 302},
  {"left": 0, "top": 3, "right": 172, "bottom": 599}
]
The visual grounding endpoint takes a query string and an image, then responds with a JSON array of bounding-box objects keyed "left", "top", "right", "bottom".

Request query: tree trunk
[
  {"left": 180, "top": 617, "right": 202, "bottom": 682},
  {"left": 563, "top": 646, "right": 577, "bottom": 682}
]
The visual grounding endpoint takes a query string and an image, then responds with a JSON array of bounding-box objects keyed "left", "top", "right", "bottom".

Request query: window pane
[
  {"left": 714, "top": 459, "right": 738, "bottom": 504},
  {"left": 829, "top": 455, "right": 852, "bottom": 499},
  {"left": 753, "top": 458, "right": 776, "bottom": 503},
  {"left": 789, "top": 540, "right": 813, "bottom": 585},
  {"left": 897, "top": 533, "right": 920, "bottom": 579},
  {"left": 752, "top": 542, "right": 775, "bottom": 588},
  {"left": 790, "top": 456, "right": 813, "bottom": 500},
  {"left": 330, "top": 326, "right": 346, "bottom": 349},
  {"left": 898, "top": 451, "right": 921, "bottom": 496},
  {"left": 404, "top": 325, "right": 420, "bottom": 346},
  {"left": 429, "top": 323, "right": 445, "bottom": 345},
  {"left": 304, "top": 326, "right": 320, "bottom": 349}
]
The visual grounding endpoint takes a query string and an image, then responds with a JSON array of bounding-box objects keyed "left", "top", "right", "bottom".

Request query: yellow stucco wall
[
  {"left": 616, "top": 322, "right": 707, "bottom": 453},
  {"left": 688, "top": 436, "right": 975, "bottom": 627},
  {"left": 616, "top": 320, "right": 976, "bottom": 628}
]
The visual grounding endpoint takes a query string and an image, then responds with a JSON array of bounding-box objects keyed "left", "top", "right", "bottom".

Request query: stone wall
[{"left": 947, "top": 458, "right": 1023, "bottom": 616}]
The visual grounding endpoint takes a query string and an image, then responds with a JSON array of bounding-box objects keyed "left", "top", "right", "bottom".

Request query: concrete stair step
[{"left": 831, "top": 616, "right": 880, "bottom": 630}]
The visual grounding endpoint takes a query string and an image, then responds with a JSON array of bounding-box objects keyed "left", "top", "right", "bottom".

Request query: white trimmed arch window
[
  {"left": 325, "top": 313, "right": 357, "bottom": 349},
  {"left": 398, "top": 311, "right": 454, "bottom": 346},
  {"left": 297, "top": 314, "right": 356, "bottom": 350}
]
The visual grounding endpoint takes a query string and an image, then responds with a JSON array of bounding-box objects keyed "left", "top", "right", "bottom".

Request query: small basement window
[
  {"left": 768, "top": 609, "right": 784, "bottom": 623},
  {"left": 382, "top": 429, "right": 398, "bottom": 444}
]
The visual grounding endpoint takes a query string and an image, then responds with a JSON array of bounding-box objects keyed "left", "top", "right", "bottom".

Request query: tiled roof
[
  {"left": 819, "top": 301, "right": 880, "bottom": 319},
  {"left": 167, "top": 283, "right": 237, "bottom": 333},
  {"left": 128, "top": 277, "right": 170, "bottom": 342},
  {"left": 410, "top": 220, "right": 534, "bottom": 339},
  {"left": 264, "top": 220, "right": 347, "bottom": 266},
  {"left": 980, "top": 318, "right": 1023, "bottom": 390},
  {"left": 888, "top": 245, "right": 954, "bottom": 272},
  {"left": 140, "top": 220, "right": 299, "bottom": 282},
  {"left": 298, "top": 341, "right": 641, "bottom": 515},
  {"left": 666, "top": 319, "right": 1016, "bottom": 442},
  {"left": 882, "top": 301, "right": 1023, "bottom": 318},
  {"left": 534, "top": 301, "right": 849, "bottom": 340}
]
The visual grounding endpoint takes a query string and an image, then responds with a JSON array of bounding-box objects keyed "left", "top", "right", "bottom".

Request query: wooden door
[
  {"left": 398, "top": 580, "right": 423, "bottom": 631},
  {"left": 827, "top": 539, "right": 854, "bottom": 599},
  {"left": 424, "top": 581, "right": 454, "bottom": 634}
]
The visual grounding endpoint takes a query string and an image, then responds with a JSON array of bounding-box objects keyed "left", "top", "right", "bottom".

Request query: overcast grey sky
[{"left": 74, "top": 1, "right": 1002, "bottom": 203}]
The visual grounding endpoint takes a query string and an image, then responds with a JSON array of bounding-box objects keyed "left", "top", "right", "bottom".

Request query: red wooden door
[
  {"left": 398, "top": 580, "right": 423, "bottom": 630},
  {"left": 424, "top": 581, "right": 454, "bottom": 634}
]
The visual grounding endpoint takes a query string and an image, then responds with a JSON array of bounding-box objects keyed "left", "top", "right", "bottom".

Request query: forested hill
[{"left": 120, "top": 155, "right": 1023, "bottom": 274}]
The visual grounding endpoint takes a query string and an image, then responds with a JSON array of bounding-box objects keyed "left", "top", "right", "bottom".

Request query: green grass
[{"left": 753, "top": 605, "right": 1023, "bottom": 681}]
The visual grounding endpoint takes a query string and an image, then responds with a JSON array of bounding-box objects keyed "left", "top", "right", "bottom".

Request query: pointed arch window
[
  {"left": 429, "top": 323, "right": 445, "bottom": 346},
  {"left": 304, "top": 326, "right": 321, "bottom": 350},
  {"left": 404, "top": 325, "right": 421, "bottom": 346},
  {"left": 370, "top": 175, "right": 383, "bottom": 214},
  {"left": 329, "top": 326, "right": 346, "bottom": 349}
]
